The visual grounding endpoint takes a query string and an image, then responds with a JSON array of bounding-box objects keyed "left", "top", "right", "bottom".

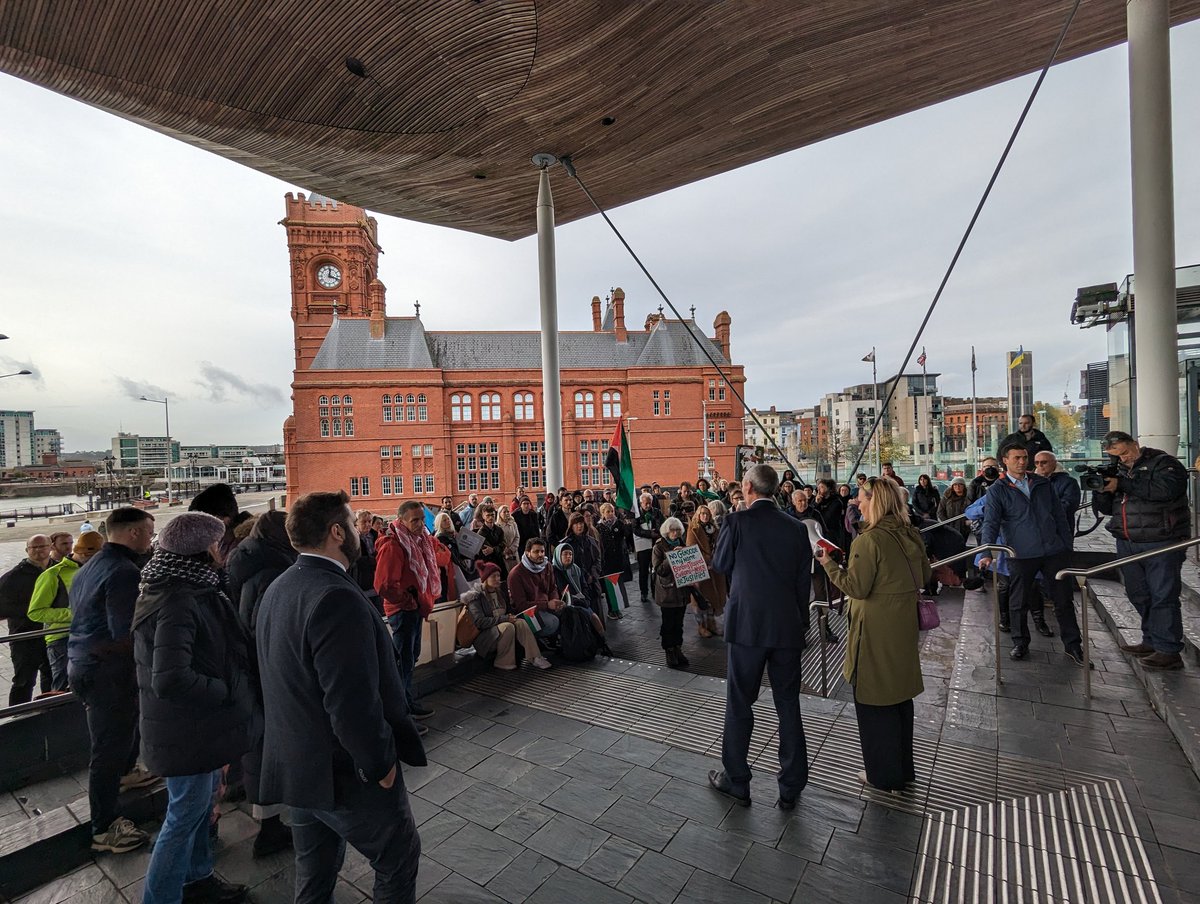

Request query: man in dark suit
[
  {"left": 709, "top": 464, "right": 812, "bottom": 809},
  {"left": 257, "top": 491, "right": 426, "bottom": 904}
]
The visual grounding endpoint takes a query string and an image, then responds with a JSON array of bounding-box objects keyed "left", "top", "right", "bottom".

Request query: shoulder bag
[{"left": 886, "top": 532, "right": 939, "bottom": 631}]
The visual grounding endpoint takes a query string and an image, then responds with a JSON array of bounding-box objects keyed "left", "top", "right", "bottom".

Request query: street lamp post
[{"left": 140, "top": 395, "right": 172, "bottom": 506}]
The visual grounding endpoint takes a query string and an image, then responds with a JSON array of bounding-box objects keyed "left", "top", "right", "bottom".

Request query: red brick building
[
  {"left": 281, "top": 194, "right": 746, "bottom": 505},
  {"left": 941, "top": 397, "right": 1008, "bottom": 454}
]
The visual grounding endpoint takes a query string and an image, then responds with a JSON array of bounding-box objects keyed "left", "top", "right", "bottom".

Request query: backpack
[{"left": 558, "top": 606, "right": 599, "bottom": 662}]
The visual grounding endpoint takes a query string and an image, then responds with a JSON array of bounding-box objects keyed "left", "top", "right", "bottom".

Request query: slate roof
[{"left": 309, "top": 317, "right": 728, "bottom": 371}]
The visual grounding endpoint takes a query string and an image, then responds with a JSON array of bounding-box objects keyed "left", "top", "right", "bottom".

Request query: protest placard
[{"left": 666, "top": 545, "right": 710, "bottom": 587}]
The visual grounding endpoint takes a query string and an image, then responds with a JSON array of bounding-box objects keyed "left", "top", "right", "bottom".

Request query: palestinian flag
[
  {"left": 602, "top": 573, "right": 623, "bottom": 615},
  {"left": 517, "top": 605, "right": 542, "bottom": 635},
  {"left": 606, "top": 420, "right": 639, "bottom": 514}
]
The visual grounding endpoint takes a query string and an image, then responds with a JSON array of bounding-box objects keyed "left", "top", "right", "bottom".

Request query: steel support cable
[
  {"left": 843, "top": 0, "right": 1081, "bottom": 479},
  {"left": 559, "top": 156, "right": 806, "bottom": 481},
  {"left": 563, "top": 0, "right": 1080, "bottom": 486}
]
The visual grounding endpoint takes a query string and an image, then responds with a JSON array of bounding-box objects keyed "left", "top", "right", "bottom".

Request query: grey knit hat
[{"left": 157, "top": 512, "right": 226, "bottom": 556}]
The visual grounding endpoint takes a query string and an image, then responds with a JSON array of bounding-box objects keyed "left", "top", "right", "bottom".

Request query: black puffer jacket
[
  {"left": 0, "top": 559, "right": 44, "bottom": 633},
  {"left": 132, "top": 581, "right": 257, "bottom": 777},
  {"left": 226, "top": 536, "right": 297, "bottom": 634},
  {"left": 596, "top": 519, "right": 632, "bottom": 581},
  {"left": 1095, "top": 447, "right": 1191, "bottom": 543}
]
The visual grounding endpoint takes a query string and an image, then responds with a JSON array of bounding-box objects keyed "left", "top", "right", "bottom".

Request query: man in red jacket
[{"left": 374, "top": 501, "right": 439, "bottom": 721}]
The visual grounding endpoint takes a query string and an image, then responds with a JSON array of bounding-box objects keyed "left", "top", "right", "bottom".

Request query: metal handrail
[
  {"left": 1055, "top": 534, "right": 1200, "bottom": 698},
  {"left": 807, "top": 598, "right": 844, "bottom": 697},
  {"left": 0, "top": 626, "right": 60, "bottom": 644},
  {"left": 810, "top": 543, "right": 1015, "bottom": 697},
  {"left": 0, "top": 691, "right": 77, "bottom": 720},
  {"left": 919, "top": 513, "right": 966, "bottom": 533}
]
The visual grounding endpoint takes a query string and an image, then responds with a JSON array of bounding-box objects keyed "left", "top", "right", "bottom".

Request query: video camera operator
[{"left": 1092, "top": 430, "right": 1190, "bottom": 671}]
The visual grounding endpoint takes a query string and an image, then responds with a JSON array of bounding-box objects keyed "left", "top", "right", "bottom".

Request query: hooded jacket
[
  {"left": 27, "top": 556, "right": 81, "bottom": 644},
  {"left": 225, "top": 533, "right": 297, "bottom": 634},
  {"left": 132, "top": 575, "right": 257, "bottom": 776}
]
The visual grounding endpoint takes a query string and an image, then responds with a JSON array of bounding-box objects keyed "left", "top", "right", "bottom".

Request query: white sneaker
[
  {"left": 530, "top": 656, "right": 553, "bottom": 670},
  {"left": 92, "top": 817, "right": 149, "bottom": 853},
  {"left": 120, "top": 766, "right": 158, "bottom": 790}
]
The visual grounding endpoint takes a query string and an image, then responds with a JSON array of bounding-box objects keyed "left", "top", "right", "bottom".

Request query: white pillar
[
  {"left": 534, "top": 155, "right": 564, "bottom": 491},
  {"left": 1128, "top": 0, "right": 1178, "bottom": 451}
]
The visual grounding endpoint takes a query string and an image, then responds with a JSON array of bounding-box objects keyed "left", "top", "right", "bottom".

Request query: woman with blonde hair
[
  {"left": 495, "top": 505, "right": 521, "bottom": 574},
  {"left": 816, "top": 475, "right": 929, "bottom": 792},
  {"left": 685, "top": 503, "right": 726, "bottom": 637}
]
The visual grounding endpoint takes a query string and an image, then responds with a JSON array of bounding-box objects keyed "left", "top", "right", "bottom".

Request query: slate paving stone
[
  {"left": 471, "top": 722, "right": 519, "bottom": 748},
  {"left": 517, "top": 710, "right": 590, "bottom": 742},
  {"left": 418, "top": 870, "right": 505, "bottom": 903},
  {"left": 579, "top": 835, "right": 645, "bottom": 885},
  {"left": 594, "top": 796, "right": 686, "bottom": 852},
  {"left": 1147, "top": 808, "right": 1200, "bottom": 855},
  {"left": 94, "top": 843, "right": 152, "bottom": 889},
  {"left": 211, "top": 836, "right": 293, "bottom": 887},
  {"left": 542, "top": 777, "right": 620, "bottom": 823},
  {"left": 414, "top": 769, "right": 478, "bottom": 806},
  {"left": 557, "top": 749, "right": 633, "bottom": 789},
  {"left": 415, "top": 857, "right": 452, "bottom": 901},
  {"left": 427, "top": 737, "right": 495, "bottom": 773},
  {"left": 485, "top": 850, "right": 558, "bottom": 904},
  {"left": 716, "top": 799, "right": 792, "bottom": 846},
  {"left": 854, "top": 801, "right": 925, "bottom": 852},
  {"left": 662, "top": 821, "right": 752, "bottom": 880},
  {"left": 467, "top": 752, "right": 536, "bottom": 788},
  {"left": 611, "top": 765, "right": 671, "bottom": 802},
  {"left": 649, "top": 777, "right": 734, "bottom": 827},
  {"left": 821, "top": 827, "right": 917, "bottom": 896},
  {"left": 415, "top": 811, "right": 469, "bottom": 849},
  {"left": 492, "top": 728, "right": 541, "bottom": 755},
  {"left": 731, "top": 841, "right": 807, "bottom": 901},
  {"left": 525, "top": 813, "right": 611, "bottom": 868},
  {"left": 441, "top": 714, "right": 499, "bottom": 741},
  {"left": 488, "top": 702, "right": 543, "bottom": 728},
  {"left": 426, "top": 822, "right": 524, "bottom": 885},
  {"left": 403, "top": 760, "right": 449, "bottom": 792},
  {"left": 613, "top": 850, "right": 692, "bottom": 904},
  {"left": 602, "top": 733, "right": 670, "bottom": 768},
  {"left": 573, "top": 725, "right": 624, "bottom": 752},
  {"left": 651, "top": 747, "right": 720, "bottom": 783},
  {"left": 522, "top": 866, "right": 633, "bottom": 904},
  {"left": 16, "top": 866, "right": 108, "bottom": 904},
  {"left": 513, "top": 737, "right": 581, "bottom": 768},
  {"left": 445, "top": 783, "right": 526, "bottom": 830},
  {"left": 790, "top": 785, "right": 865, "bottom": 830},
  {"left": 675, "top": 870, "right": 771, "bottom": 904},
  {"left": 793, "top": 862, "right": 908, "bottom": 904},
  {"left": 408, "top": 793, "right": 440, "bottom": 827},
  {"left": 504, "top": 764, "right": 570, "bottom": 803},
  {"left": 1160, "top": 843, "right": 1200, "bottom": 893},
  {"left": 494, "top": 803, "right": 556, "bottom": 843},
  {"left": 776, "top": 816, "right": 834, "bottom": 863}
]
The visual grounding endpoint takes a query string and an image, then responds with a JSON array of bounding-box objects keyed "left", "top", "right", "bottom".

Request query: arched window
[
  {"left": 574, "top": 390, "right": 595, "bottom": 418},
  {"left": 331, "top": 418, "right": 342, "bottom": 437},
  {"left": 382, "top": 394, "right": 393, "bottom": 422},
  {"left": 451, "top": 393, "right": 472, "bottom": 422},
  {"left": 514, "top": 392, "right": 535, "bottom": 420},
  {"left": 602, "top": 390, "right": 622, "bottom": 418},
  {"left": 318, "top": 396, "right": 330, "bottom": 418},
  {"left": 405, "top": 393, "right": 415, "bottom": 404},
  {"left": 320, "top": 419, "right": 330, "bottom": 437},
  {"left": 344, "top": 417, "right": 354, "bottom": 436},
  {"left": 481, "top": 392, "right": 501, "bottom": 421},
  {"left": 342, "top": 395, "right": 353, "bottom": 412},
  {"left": 417, "top": 393, "right": 427, "bottom": 403}
]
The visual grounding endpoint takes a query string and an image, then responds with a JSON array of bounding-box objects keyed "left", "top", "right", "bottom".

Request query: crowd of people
[{"left": 0, "top": 411, "right": 1192, "bottom": 902}]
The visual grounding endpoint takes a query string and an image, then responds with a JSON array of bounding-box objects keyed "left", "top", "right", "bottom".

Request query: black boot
[
  {"left": 997, "top": 576, "right": 1011, "bottom": 633},
  {"left": 672, "top": 646, "right": 690, "bottom": 670},
  {"left": 665, "top": 646, "right": 679, "bottom": 668},
  {"left": 1032, "top": 613, "right": 1054, "bottom": 637},
  {"left": 252, "top": 815, "right": 293, "bottom": 859}
]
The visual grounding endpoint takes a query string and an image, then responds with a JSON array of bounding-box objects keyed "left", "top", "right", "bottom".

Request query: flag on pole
[
  {"left": 602, "top": 574, "right": 623, "bottom": 615},
  {"left": 917, "top": 348, "right": 927, "bottom": 367},
  {"left": 517, "top": 605, "right": 542, "bottom": 635},
  {"left": 861, "top": 350, "right": 875, "bottom": 363},
  {"left": 1009, "top": 346, "right": 1026, "bottom": 369},
  {"left": 605, "top": 420, "right": 639, "bottom": 514},
  {"left": 971, "top": 346, "right": 977, "bottom": 373}
]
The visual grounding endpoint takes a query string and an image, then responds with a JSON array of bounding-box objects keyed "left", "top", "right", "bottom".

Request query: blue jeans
[
  {"left": 387, "top": 610, "right": 422, "bottom": 705},
  {"left": 143, "top": 770, "right": 221, "bottom": 904},
  {"left": 46, "top": 638, "right": 69, "bottom": 691},
  {"left": 1116, "top": 538, "right": 1185, "bottom": 654}
]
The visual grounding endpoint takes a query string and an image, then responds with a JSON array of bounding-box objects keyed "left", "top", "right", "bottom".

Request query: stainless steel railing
[
  {"left": 808, "top": 543, "right": 1016, "bottom": 698},
  {"left": 0, "top": 626, "right": 61, "bottom": 644},
  {"left": 1056, "top": 534, "right": 1200, "bottom": 698}
]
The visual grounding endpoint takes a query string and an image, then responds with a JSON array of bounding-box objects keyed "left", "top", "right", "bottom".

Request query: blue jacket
[
  {"left": 966, "top": 496, "right": 1009, "bottom": 576},
  {"left": 980, "top": 473, "right": 1071, "bottom": 560},
  {"left": 1048, "top": 471, "right": 1082, "bottom": 519},
  {"left": 67, "top": 542, "right": 144, "bottom": 682},
  {"left": 712, "top": 498, "right": 811, "bottom": 648}
]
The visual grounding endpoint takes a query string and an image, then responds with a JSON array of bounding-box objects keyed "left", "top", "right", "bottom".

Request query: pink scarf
[{"left": 389, "top": 520, "right": 440, "bottom": 603}]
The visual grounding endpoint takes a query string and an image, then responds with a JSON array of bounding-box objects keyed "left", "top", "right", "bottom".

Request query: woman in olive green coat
[{"left": 817, "top": 475, "right": 930, "bottom": 792}]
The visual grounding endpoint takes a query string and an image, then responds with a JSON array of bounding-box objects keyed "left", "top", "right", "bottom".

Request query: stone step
[{"left": 1087, "top": 577, "right": 1200, "bottom": 779}]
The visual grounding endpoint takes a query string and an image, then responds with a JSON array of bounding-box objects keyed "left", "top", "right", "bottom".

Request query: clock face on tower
[{"left": 316, "top": 264, "right": 342, "bottom": 289}]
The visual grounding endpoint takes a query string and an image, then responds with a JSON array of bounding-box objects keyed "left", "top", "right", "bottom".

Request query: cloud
[
  {"left": 196, "top": 362, "right": 285, "bottom": 406},
  {"left": 0, "top": 355, "right": 42, "bottom": 388},
  {"left": 114, "top": 376, "right": 172, "bottom": 402}
]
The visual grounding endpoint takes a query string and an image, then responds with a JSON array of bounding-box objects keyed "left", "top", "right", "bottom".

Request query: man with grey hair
[{"left": 709, "top": 464, "right": 812, "bottom": 809}]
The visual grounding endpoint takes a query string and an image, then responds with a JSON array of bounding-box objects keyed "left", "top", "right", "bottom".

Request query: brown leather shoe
[
  {"left": 1139, "top": 651, "right": 1184, "bottom": 671},
  {"left": 1119, "top": 641, "right": 1155, "bottom": 656}
]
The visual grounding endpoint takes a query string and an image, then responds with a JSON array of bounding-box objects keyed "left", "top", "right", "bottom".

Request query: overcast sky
[{"left": 1, "top": 21, "right": 1198, "bottom": 452}]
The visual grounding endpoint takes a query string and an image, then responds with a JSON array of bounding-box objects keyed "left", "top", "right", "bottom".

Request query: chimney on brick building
[
  {"left": 591, "top": 296, "right": 602, "bottom": 331},
  {"left": 714, "top": 311, "right": 731, "bottom": 361},
  {"left": 369, "top": 279, "right": 387, "bottom": 339},
  {"left": 612, "top": 287, "right": 628, "bottom": 342}
]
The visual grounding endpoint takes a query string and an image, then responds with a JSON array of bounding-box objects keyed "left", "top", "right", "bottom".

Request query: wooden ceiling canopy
[{"left": 2, "top": 0, "right": 1197, "bottom": 241}]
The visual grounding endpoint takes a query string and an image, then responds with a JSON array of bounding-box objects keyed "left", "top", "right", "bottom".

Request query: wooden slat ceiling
[{"left": 2, "top": 0, "right": 1197, "bottom": 240}]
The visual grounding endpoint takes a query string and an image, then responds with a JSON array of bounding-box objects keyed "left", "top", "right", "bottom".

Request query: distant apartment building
[
  {"left": 1006, "top": 349, "right": 1034, "bottom": 433},
  {"left": 34, "top": 428, "right": 62, "bottom": 461},
  {"left": 745, "top": 406, "right": 782, "bottom": 448},
  {"left": 881, "top": 373, "right": 941, "bottom": 458},
  {"left": 821, "top": 391, "right": 880, "bottom": 452},
  {"left": 0, "top": 410, "right": 35, "bottom": 468},
  {"left": 180, "top": 444, "right": 256, "bottom": 461},
  {"left": 112, "top": 433, "right": 182, "bottom": 471}
]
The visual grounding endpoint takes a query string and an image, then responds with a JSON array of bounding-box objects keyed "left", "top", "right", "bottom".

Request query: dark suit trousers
[
  {"left": 1008, "top": 553, "right": 1080, "bottom": 649},
  {"left": 854, "top": 696, "right": 915, "bottom": 792},
  {"left": 292, "top": 782, "right": 421, "bottom": 904},
  {"left": 721, "top": 643, "right": 809, "bottom": 799}
]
